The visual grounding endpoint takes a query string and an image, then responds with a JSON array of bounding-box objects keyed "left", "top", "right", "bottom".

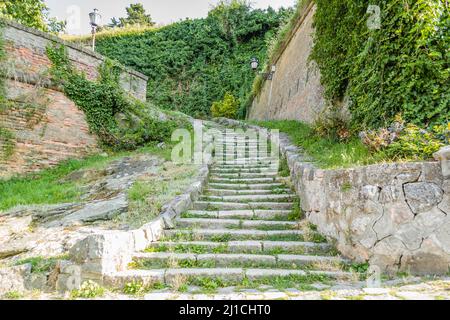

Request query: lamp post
[{"left": 89, "top": 9, "right": 101, "bottom": 51}]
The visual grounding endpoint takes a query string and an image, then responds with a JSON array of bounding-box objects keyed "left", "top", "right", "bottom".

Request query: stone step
[
  {"left": 210, "top": 172, "right": 278, "bottom": 179},
  {"left": 147, "top": 241, "right": 333, "bottom": 255},
  {"left": 193, "top": 201, "right": 294, "bottom": 211},
  {"left": 164, "top": 229, "right": 305, "bottom": 241},
  {"left": 205, "top": 188, "right": 292, "bottom": 196},
  {"left": 133, "top": 252, "right": 344, "bottom": 269},
  {"left": 216, "top": 163, "right": 278, "bottom": 168},
  {"left": 209, "top": 177, "right": 280, "bottom": 184},
  {"left": 200, "top": 194, "right": 296, "bottom": 203},
  {"left": 175, "top": 218, "right": 298, "bottom": 229},
  {"left": 214, "top": 159, "right": 279, "bottom": 165},
  {"left": 183, "top": 210, "right": 293, "bottom": 220},
  {"left": 214, "top": 145, "right": 260, "bottom": 149},
  {"left": 211, "top": 168, "right": 278, "bottom": 174},
  {"left": 110, "top": 268, "right": 353, "bottom": 288},
  {"left": 208, "top": 183, "right": 286, "bottom": 190}
]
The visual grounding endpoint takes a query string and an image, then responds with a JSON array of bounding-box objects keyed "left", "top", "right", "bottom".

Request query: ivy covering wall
[
  {"left": 79, "top": 3, "right": 291, "bottom": 118},
  {"left": 46, "top": 44, "right": 187, "bottom": 150},
  {"left": 311, "top": 0, "right": 449, "bottom": 129}
]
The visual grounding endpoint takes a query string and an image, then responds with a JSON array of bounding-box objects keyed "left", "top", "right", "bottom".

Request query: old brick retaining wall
[{"left": 0, "top": 19, "right": 148, "bottom": 178}]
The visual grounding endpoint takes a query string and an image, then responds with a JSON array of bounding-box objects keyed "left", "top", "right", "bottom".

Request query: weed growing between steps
[
  {"left": 119, "top": 274, "right": 334, "bottom": 295},
  {"left": 14, "top": 255, "right": 69, "bottom": 273},
  {"left": 144, "top": 242, "right": 336, "bottom": 256}
]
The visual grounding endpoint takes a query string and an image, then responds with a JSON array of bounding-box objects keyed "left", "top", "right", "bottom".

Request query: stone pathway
[{"left": 113, "top": 126, "right": 356, "bottom": 294}]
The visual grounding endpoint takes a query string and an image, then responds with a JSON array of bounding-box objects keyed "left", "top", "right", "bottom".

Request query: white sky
[{"left": 44, "top": 0, "right": 297, "bottom": 35}]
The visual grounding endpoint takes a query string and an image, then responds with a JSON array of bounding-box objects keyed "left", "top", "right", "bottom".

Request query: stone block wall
[
  {"left": 216, "top": 118, "right": 450, "bottom": 275},
  {"left": 0, "top": 19, "right": 148, "bottom": 178},
  {"left": 282, "top": 144, "right": 450, "bottom": 275},
  {"left": 248, "top": 3, "right": 328, "bottom": 123}
]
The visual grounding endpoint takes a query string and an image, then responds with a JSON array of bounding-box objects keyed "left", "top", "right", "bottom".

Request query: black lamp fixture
[{"left": 89, "top": 9, "right": 101, "bottom": 51}]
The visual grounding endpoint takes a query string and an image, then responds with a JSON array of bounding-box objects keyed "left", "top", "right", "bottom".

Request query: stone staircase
[{"left": 114, "top": 126, "right": 352, "bottom": 292}]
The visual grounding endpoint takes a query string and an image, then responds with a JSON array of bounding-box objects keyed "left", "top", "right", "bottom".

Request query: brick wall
[
  {"left": 0, "top": 20, "right": 148, "bottom": 178},
  {"left": 248, "top": 4, "right": 328, "bottom": 123}
]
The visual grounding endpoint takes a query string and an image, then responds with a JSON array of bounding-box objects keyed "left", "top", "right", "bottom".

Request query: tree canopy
[
  {"left": 0, "top": 0, "right": 66, "bottom": 33},
  {"left": 93, "top": 1, "right": 292, "bottom": 118},
  {"left": 109, "top": 3, "right": 155, "bottom": 28}
]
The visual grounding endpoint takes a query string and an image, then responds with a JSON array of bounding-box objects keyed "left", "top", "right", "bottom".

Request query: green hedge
[
  {"left": 86, "top": 3, "right": 291, "bottom": 118},
  {"left": 311, "top": 0, "right": 449, "bottom": 129}
]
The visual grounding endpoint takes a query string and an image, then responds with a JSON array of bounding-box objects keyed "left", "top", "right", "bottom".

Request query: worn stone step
[
  {"left": 183, "top": 210, "right": 293, "bottom": 220},
  {"left": 209, "top": 177, "right": 280, "bottom": 184},
  {"left": 214, "top": 146, "right": 262, "bottom": 150},
  {"left": 108, "top": 268, "right": 352, "bottom": 288},
  {"left": 175, "top": 218, "right": 298, "bottom": 229},
  {"left": 133, "top": 252, "right": 345, "bottom": 269},
  {"left": 215, "top": 159, "right": 279, "bottom": 165},
  {"left": 211, "top": 172, "right": 278, "bottom": 179},
  {"left": 216, "top": 163, "right": 278, "bottom": 168},
  {"left": 193, "top": 201, "right": 294, "bottom": 211},
  {"left": 200, "top": 194, "right": 296, "bottom": 203},
  {"left": 205, "top": 189, "right": 292, "bottom": 196},
  {"left": 164, "top": 229, "right": 305, "bottom": 241},
  {"left": 208, "top": 183, "right": 286, "bottom": 190},
  {"left": 211, "top": 168, "right": 278, "bottom": 174},
  {"left": 147, "top": 241, "right": 333, "bottom": 255}
]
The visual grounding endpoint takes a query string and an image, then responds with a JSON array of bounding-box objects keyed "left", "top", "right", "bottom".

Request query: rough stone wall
[
  {"left": 216, "top": 118, "right": 450, "bottom": 275},
  {"left": 0, "top": 20, "right": 148, "bottom": 178},
  {"left": 248, "top": 4, "right": 328, "bottom": 123},
  {"left": 281, "top": 144, "right": 450, "bottom": 276}
]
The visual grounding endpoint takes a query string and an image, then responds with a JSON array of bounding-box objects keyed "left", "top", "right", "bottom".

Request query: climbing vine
[
  {"left": 0, "top": 20, "right": 6, "bottom": 105},
  {"left": 311, "top": 0, "right": 449, "bottom": 130},
  {"left": 0, "top": 21, "right": 15, "bottom": 161},
  {"left": 45, "top": 44, "right": 178, "bottom": 150}
]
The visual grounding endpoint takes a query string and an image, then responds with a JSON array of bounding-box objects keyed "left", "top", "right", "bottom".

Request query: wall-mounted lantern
[
  {"left": 89, "top": 9, "right": 102, "bottom": 51},
  {"left": 250, "top": 57, "right": 276, "bottom": 80},
  {"left": 250, "top": 57, "right": 259, "bottom": 71}
]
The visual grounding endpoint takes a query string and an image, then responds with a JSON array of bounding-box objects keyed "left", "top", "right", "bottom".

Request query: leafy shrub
[
  {"left": 360, "top": 115, "right": 447, "bottom": 160},
  {"left": 313, "top": 107, "right": 351, "bottom": 142},
  {"left": 71, "top": 280, "right": 105, "bottom": 299},
  {"left": 385, "top": 124, "right": 446, "bottom": 160},
  {"left": 311, "top": 0, "right": 449, "bottom": 129},
  {"left": 123, "top": 280, "right": 146, "bottom": 295},
  {"left": 211, "top": 92, "right": 239, "bottom": 119}
]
